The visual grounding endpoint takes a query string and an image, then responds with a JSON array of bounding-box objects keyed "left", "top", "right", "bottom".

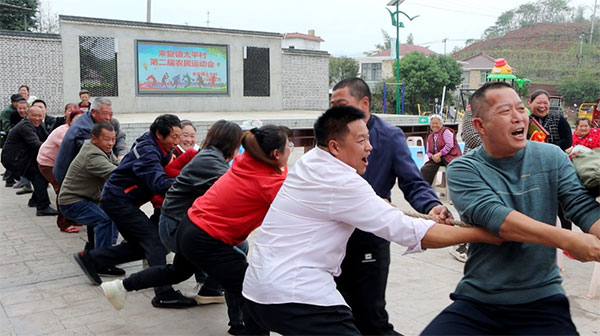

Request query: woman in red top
[
  {"left": 571, "top": 117, "right": 600, "bottom": 150},
  {"left": 101, "top": 125, "right": 292, "bottom": 335}
]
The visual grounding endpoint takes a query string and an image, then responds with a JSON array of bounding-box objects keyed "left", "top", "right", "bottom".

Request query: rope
[{"left": 403, "top": 210, "right": 473, "bottom": 228}]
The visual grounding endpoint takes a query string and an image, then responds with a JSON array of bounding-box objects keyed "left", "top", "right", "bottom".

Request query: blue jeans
[{"left": 60, "top": 200, "right": 118, "bottom": 248}]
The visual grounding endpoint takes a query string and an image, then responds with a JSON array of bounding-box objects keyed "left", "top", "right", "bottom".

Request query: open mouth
[
  {"left": 511, "top": 128, "right": 525, "bottom": 136},
  {"left": 361, "top": 157, "right": 368, "bottom": 165}
]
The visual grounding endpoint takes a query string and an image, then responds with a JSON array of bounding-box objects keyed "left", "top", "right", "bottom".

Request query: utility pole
[
  {"left": 591, "top": 0, "right": 598, "bottom": 44},
  {"left": 146, "top": 0, "right": 151, "bottom": 23},
  {"left": 442, "top": 38, "right": 447, "bottom": 55},
  {"left": 206, "top": 10, "right": 210, "bottom": 27}
]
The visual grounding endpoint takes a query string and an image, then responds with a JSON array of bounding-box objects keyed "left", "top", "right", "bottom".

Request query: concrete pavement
[{"left": 0, "top": 150, "right": 599, "bottom": 335}]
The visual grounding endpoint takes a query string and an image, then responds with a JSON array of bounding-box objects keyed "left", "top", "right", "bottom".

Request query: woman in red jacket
[{"left": 101, "top": 125, "right": 292, "bottom": 335}]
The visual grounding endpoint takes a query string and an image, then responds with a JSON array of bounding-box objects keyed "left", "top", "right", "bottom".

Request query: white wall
[{"left": 60, "top": 17, "right": 284, "bottom": 113}]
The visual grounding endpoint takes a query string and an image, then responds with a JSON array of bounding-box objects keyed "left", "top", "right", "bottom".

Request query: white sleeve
[{"left": 329, "top": 176, "right": 435, "bottom": 253}]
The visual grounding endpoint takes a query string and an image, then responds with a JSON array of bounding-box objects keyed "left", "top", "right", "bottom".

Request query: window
[
  {"left": 480, "top": 70, "right": 490, "bottom": 83},
  {"left": 362, "top": 63, "right": 382, "bottom": 82},
  {"left": 243, "top": 47, "right": 270, "bottom": 97},
  {"left": 79, "top": 36, "right": 118, "bottom": 97}
]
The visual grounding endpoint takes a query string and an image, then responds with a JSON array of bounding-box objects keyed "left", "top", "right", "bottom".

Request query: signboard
[{"left": 136, "top": 40, "right": 228, "bottom": 95}]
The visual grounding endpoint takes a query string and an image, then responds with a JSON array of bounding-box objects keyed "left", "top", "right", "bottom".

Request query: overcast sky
[{"left": 48, "top": 0, "right": 596, "bottom": 56}]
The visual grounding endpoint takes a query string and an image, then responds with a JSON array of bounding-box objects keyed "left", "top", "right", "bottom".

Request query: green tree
[
  {"left": 0, "top": 0, "right": 38, "bottom": 31},
  {"left": 329, "top": 57, "right": 359, "bottom": 86},
  {"left": 406, "top": 33, "right": 414, "bottom": 45},
  {"left": 558, "top": 70, "right": 600, "bottom": 105},
  {"left": 482, "top": 0, "right": 575, "bottom": 40},
  {"left": 392, "top": 52, "right": 462, "bottom": 113},
  {"left": 365, "top": 29, "right": 392, "bottom": 56}
]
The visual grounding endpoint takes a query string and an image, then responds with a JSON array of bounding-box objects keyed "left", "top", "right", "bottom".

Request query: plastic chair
[
  {"left": 434, "top": 166, "right": 449, "bottom": 202},
  {"left": 408, "top": 145, "right": 426, "bottom": 168},
  {"left": 406, "top": 136, "right": 424, "bottom": 147}
]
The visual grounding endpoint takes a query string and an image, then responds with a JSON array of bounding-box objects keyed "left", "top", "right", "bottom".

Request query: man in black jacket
[{"left": 1, "top": 106, "right": 57, "bottom": 216}]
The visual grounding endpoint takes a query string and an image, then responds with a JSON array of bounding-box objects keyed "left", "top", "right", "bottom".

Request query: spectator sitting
[
  {"left": 37, "top": 109, "right": 84, "bottom": 233},
  {"left": 59, "top": 121, "right": 122, "bottom": 276},
  {"left": 420, "top": 114, "right": 462, "bottom": 185},
  {"left": 568, "top": 117, "right": 600, "bottom": 151},
  {"left": 1, "top": 106, "right": 57, "bottom": 216}
]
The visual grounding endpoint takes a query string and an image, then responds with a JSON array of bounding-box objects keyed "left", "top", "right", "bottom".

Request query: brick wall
[
  {"left": 282, "top": 48, "right": 329, "bottom": 111},
  {"left": 0, "top": 30, "right": 63, "bottom": 115}
]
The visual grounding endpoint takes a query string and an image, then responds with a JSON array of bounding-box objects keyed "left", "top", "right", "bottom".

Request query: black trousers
[
  {"left": 24, "top": 163, "right": 50, "bottom": 210},
  {"left": 420, "top": 159, "right": 446, "bottom": 186},
  {"left": 125, "top": 215, "right": 262, "bottom": 331},
  {"left": 335, "top": 230, "right": 396, "bottom": 335},
  {"left": 421, "top": 294, "right": 578, "bottom": 335},
  {"left": 245, "top": 300, "right": 360, "bottom": 336},
  {"left": 89, "top": 199, "right": 171, "bottom": 296}
]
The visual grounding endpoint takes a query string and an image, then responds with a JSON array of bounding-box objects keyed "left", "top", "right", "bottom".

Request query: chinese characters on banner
[{"left": 137, "top": 41, "right": 228, "bottom": 94}]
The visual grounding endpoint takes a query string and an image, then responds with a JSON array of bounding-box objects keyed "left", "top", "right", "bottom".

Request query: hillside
[{"left": 453, "top": 23, "right": 599, "bottom": 84}]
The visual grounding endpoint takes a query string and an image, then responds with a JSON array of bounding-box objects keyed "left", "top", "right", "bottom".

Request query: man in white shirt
[{"left": 242, "top": 105, "right": 501, "bottom": 335}]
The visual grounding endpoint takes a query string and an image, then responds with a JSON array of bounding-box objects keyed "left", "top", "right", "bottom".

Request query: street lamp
[{"left": 386, "top": 0, "right": 418, "bottom": 114}]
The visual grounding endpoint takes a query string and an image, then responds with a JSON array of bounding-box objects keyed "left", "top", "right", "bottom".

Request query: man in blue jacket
[
  {"left": 73, "top": 114, "right": 196, "bottom": 308},
  {"left": 53, "top": 97, "right": 127, "bottom": 184},
  {"left": 331, "top": 78, "right": 451, "bottom": 335}
]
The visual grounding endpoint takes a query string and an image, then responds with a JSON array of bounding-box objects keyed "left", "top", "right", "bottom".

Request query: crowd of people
[{"left": 0, "top": 81, "right": 599, "bottom": 335}]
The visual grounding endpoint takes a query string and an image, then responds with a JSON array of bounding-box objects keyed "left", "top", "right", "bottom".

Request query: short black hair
[
  {"left": 19, "top": 85, "right": 29, "bottom": 92},
  {"left": 150, "top": 114, "right": 182, "bottom": 138},
  {"left": 575, "top": 117, "right": 591, "bottom": 127},
  {"left": 91, "top": 121, "right": 115, "bottom": 137},
  {"left": 32, "top": 99, "right": 47, "bottom": 108},
  {"left": 332, "top": 77, "right": 372, "bottom": 106},
  {"left": 314, "top": 105, "right": 366, "bottom": 147},
  {"left": 471, "top": 82, "right": 513, "bottom": 119},
  {"left": 10, "top": 94, "right": 25, "bottom": 102},
  {"left": 202, "top": 120, "right": 243, "bottom": 160}
]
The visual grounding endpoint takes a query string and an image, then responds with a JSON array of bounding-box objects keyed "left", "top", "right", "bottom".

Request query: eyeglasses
[{"left": 288, "top": 141, "right": 295, "bottom": 151}]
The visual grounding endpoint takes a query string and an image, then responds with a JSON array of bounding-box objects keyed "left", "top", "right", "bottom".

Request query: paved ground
[{"left": 1, "top": 149, "right": 599, "bottom": 335}]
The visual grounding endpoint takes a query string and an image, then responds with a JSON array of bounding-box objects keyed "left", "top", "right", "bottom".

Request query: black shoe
[
  {"left": 5, "top": 180, "right": 15, "bottom": 187},
  {"left": 73, "top": 251, "right": 102, "bottom": 285},
  {"left": 97, "top": 265, "right": 126, "bottom": 276},
  {"left": 36, "top": 206, "right": 58, "bottom": 216},
  {"left": 226, "top": 324, "right": 246, "bottom": 336},
  {"left": 151, "top": 290, "right": 197, "bottom": 309}
]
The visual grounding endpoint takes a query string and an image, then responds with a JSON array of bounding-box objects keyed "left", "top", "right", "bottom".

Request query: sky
[{"left": 47, "top": 0, "right": 597, "bottom": 56}]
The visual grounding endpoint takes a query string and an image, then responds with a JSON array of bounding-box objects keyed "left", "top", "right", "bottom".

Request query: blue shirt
[{"left": 363, "top": 114, "right": 441, "bottom": 213}]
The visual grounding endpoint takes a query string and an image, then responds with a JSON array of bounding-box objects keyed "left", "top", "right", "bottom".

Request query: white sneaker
[
  {"left": 101, "top": 279, "right": 128, "bottom": 310},
  {"left": 449, "top": 244, "right": 468, "bottom": 263}
]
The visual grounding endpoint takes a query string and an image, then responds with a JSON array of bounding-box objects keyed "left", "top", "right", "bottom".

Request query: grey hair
[
  {"left": 430, "top": 114, "right": 443, "bottom": 123},
  {"left": 91, "top": 97, "right": 112, "bottom": 111}
]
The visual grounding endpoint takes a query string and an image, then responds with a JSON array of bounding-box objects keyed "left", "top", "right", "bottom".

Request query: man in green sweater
[
  {"left": 422, "top": 82, "right": 600, "bottom": 335},
  {"left": 59, "top": 121, "right": 122, "bottom": 276}
]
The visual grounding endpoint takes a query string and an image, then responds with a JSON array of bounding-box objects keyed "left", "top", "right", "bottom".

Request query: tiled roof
[{"left": 283, "top": 32, "right": 324, "bottom": 42}]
